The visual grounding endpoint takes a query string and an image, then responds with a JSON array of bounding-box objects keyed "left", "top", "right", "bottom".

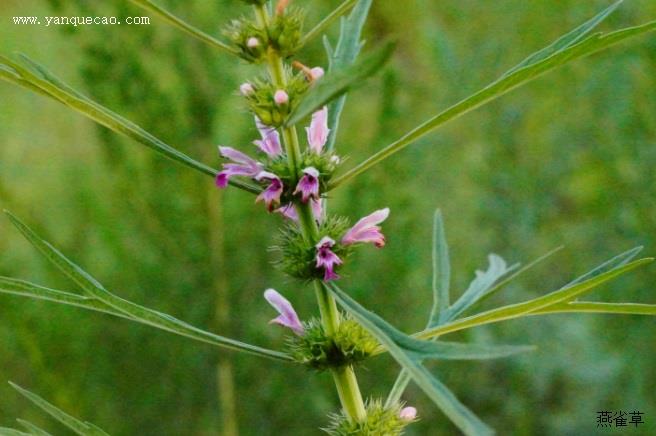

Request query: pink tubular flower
[
  {"left": 276, "top": 199, "right": 323, "bottom": 222},
  {"left": 315, "top": 236, "right": 342, "bottom": 281},
  {"left": 306, "top": 106, "right": 329, "bottom": 153},
  {"left": 341, "top": 208, "right": 390, "bottom": 248},
  {"left": 293, "top": 167, "right": 320, "bottom": 202},
  {"left": 399, "top": 407, "right": 417, "bottom": 421},
  {"left": 274, "top": 90, "right": 289, "bottom": 105},
  {"left": 254, "top": 117, "right": 282, "bottom": 158},
  {"left": 216, "top": 146, "right": 263, "bottom": 188},
  {"left": 264, "top": 289, "right": 304, "bottom": 335},
  {"left": 255, "top": 171, "right": 284, "bottom": 211}
]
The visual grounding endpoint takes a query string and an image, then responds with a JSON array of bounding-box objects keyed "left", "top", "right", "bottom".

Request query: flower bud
[
  {"left": 247, "top": 37, "right": 260, "bottom": 48},
  {"left": 274, "top": 90, "right": 289, "bottom": 105},
  {"left": 310, "top": 67, "right": 325, "bottom": 80},
  {"left": 240, "top": 82, "right": 255, "bottom": 96},
  {"left": 399, "top": 407, "right": 417, "bottom": 421}
]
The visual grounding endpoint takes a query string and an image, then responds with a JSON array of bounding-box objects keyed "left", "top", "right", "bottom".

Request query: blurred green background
[{"left": 1, "top": 0, "right": 655, "bottom": 434}]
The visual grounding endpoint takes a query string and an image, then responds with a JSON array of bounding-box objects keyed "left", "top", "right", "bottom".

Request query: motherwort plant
[{"left": 1, "top": 0, "right": 655, "bottom": 434}]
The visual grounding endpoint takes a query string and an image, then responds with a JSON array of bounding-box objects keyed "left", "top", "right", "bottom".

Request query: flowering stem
[{"left": 253, "top": 3, "right": 366, "bottom": 422}]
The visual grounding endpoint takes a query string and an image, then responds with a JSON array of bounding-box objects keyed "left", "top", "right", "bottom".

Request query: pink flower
[
  {"left": 274, "top": 90, "right": 289, "bottom": 105},
  {"left": 341, "top": 208, "right": 390, "bottom": 248},
  {"left": 315, "top": 236, "right": 342, "bottom": 281},
  {"left": 216, "top": 146, "right": 263, "bottom": 188},
  {"left": 264, "top": 289, "right": 304, "bottom": 335},
  {"left": 399, "top": 407, "right": 417, "bottom": 421},
  {"left": 254, "top": 117, "right": 282, "bottom": 158},
  {"left": 306, "top": 106, "right": 329, "bottom": 153},
  {"left": 240, "top": 83, "right": 254, "bottom": 96},
  {"left": 255, "top": 171, "right": 284, "bottom": 211},
  {"left": 276, "top": 199, "right": 323, "bottom": 223},
  {"left": 293, "top": 167, "right": 320, "bottom": 202},
  {"left": 310, "top": 67, "right": 325, "bottom": 80},
  {"left": 247, "top": 37, "right": 260, "bottom": 48}
]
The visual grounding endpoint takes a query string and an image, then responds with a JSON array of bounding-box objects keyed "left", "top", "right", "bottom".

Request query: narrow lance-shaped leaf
[
  {"left": 287, "top": 40, "right": 395, "bottom": 127},
  {"left": 533, "top": 301, "right": 656, "bottom": 316},
  {"left": 329, "top": 10, "right": 656, "bottom": 188},
  {"left": 0, "top": 55, "right": 260, "bottom": 194},
  {"left": 562, "top": 246, "right": 643, "bottom": 288},
  {"left": 501, "top": 0, "right": 623, "bottom": 76},
  {"left": 324, "top": 0, "right": 373, "bottom": 151},
  {"left": 302, "top": 0, "right": 358, "bottom": 46},
  {"left": 9, "top": 382, "right": 109, "bottom": 436},
  {"left": 427, "top": 209, "right": 451, "bottom": 327},
  {"left": 3, "top": 211, "right": 293, "bottom": 363},
  {"left": 325, "top": 283, "right": 494, "bottom": 436},
  {"left": 0, "top": 429, "right": 30, "bottom": 436},
  {"left": 128, "top": 0, "right": 238, "bottom": 55},
  {"left": 16, "top": 420, "right": 53, "bottom": 436}
]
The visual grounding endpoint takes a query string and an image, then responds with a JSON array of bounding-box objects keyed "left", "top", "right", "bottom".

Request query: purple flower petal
[
  {"left": 254, "top": 117, "right": 282, "bottom": 157},
  {"left": 255, "top": 171, "right": 284, "bottom": 211},
  {"left": 264, "top": 289, "right": 304, "bottom": 335},
  {"left": 306, "top": 106, "right": 329, "bottom": 153},
  {"left": 293, "top": 167, "right": 320, "bottom": 202},
  {"left": 216, "top": 146, "right": 263, "bottom": 188},
  {"left": 315, "top": 236, "right": 342, "bottom": 282},
  {"left": 341, "top": 208, "right": 390, "bottom": 248}
]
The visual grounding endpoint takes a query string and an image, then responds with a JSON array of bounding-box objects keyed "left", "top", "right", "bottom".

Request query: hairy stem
[{"left": 254, "top": 3, "right": 366, "bottom": 422}]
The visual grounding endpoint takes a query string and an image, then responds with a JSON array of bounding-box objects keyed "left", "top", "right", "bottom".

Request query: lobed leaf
[
  {"left": 3, "top": 211, "right": 292, "bottom": 363},
  {"left": 326, "top": 283, "right": 494, "bottom": 436},
  {"left": 0, "top": 55, "right": 260, "bottom": 194},
  {"left": 414, "top": 258, "right": 653, "bottom": 341},
  {"left": 329, "top": 6, "right": 656, "bottom": 188},
  {"left": 323, "top": 0, "right": 373, "bottom": 151},
  {"left": 287, "top": 40, "right": 395, "bottom": 127},
  {"left": 443, "top": 254, "right": 518, "bottom": 323}
]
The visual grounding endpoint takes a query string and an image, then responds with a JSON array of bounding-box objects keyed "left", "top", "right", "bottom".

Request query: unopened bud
[
  {"left": 310, "top": 67, "right": 325, "bottom": 80},
  {"left": 240, "top": 83, "right": 255, "bottom": 96},
  {"left": 399, "top": 407, "right": 417, "bottom": 421},
  {"left": 274, "top": 90, "right": 289, "bottom": 105},
  {"left": 247, "top": 37, "right": 260, "bottom": 48}
]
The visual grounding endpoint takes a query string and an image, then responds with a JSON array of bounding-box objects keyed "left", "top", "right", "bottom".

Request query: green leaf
[
  {"left": 9, "top": 382, "right": 109, "bottom": 436},
  {"left": 3, "top": 211, "right": 293, "bottom": 363},
  {"left": 326, "top": 283, "right": 494, "bottom": 436},
  {"left": 302, "top": 0, "right": 357, "bottom": 46},
  {"left": 427, "top": 209, "right": 451, "bottom": 327},
  {"left": 414, "top": 258, "right": 653, "bottom": 341},
  {"left": 534, "top": 301, "right": 656, "bottom": 316},
  {"left": 502, "top": 0, "right": 623, "bottom": 77},
  {"left": 287, "top": 40, "right": 395, "bottom": 127},
  {"left": 471, "top": 246, "right": 565, "bottom": 310},
  {"left": 0, "top": 55, "right": 260, "bottom": 194},
  {"left": 443, "top": 254, "right": 518, "bottom": 323},
  {"left": 16, "top": 420, "right": 52, "bottom": 436},
  {"left": 127, "top": 0, "right": 237, "bottom": 55},
  {"left": 330, "top": 11, "right": 656, "bottom": 188},
  {"left": 562, "top": 246, "right": 643, "bottom": 288},
  {"left": 324, "top": 0, "right": 373, "bottom": 151},
  {"left": 0, "top": 429, "right": 30, "bottom": 436}
]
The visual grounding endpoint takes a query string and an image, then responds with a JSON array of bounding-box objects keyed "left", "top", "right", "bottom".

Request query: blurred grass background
[{"left": 1, "top": 0, "right": 655, "bottom": 434}]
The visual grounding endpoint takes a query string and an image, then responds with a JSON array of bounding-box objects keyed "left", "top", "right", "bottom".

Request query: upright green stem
[{"left": 254, "top": 4, "right": 366, "bottom": 422}]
